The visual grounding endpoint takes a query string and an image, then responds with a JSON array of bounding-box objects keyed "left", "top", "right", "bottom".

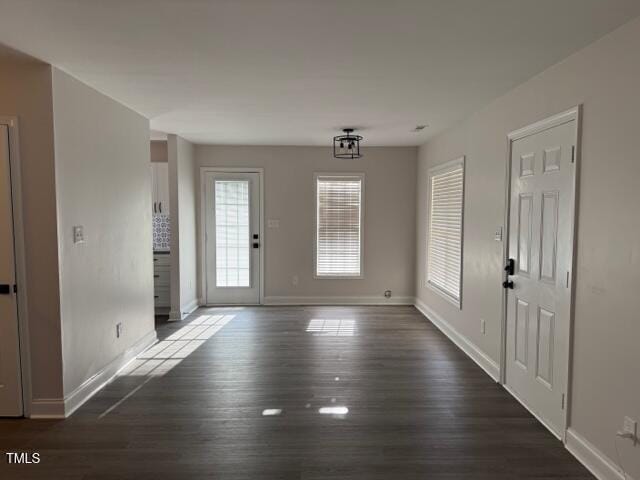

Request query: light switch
[
  {"left": 268, "top": 219, "right": 280, "bottom": 229},
  {"left": 73, "top": 225, "right": 85, "bottom": 244},
  {"left": 494, "top": 226, "right": 503, "bottom": 242}
]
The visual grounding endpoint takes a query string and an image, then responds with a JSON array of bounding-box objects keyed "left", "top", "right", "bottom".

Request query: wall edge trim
[
  {"left": 30, "top": 398, "right": 65, "bottom": 419},
  {"left": 565, "top": 428, "right": 631, "bottom": 480},
  {"left": 263, "top": 296, "right": 414, "bottom": 306},
  {"left": 62, "top": 330, "right": 158, "bottom": 418},
  {"left": 414, "top": 297, "right": 500, "bottom": 381}
]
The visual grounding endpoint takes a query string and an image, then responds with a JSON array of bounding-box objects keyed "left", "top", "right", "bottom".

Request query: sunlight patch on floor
[
  {"left": 119, "top": 314, "right": 235, "bottom": 378},
  {"left": 319, "top": 406, "right": 349, "bottom": 415},
  {"left": 306, "top": 319, "right": 356, "bottom": 336},
  {"left": 99, "top": 314, "right": 235, "bottom": 418}
]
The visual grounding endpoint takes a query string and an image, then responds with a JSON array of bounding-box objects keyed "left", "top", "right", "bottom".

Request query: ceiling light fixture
[{"left": 333, "top": 128, "right": 363, "bottom": 159}]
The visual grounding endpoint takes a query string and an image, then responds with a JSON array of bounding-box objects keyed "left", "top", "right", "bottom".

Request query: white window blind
[
  {"left": 427, "top": 158, "right": 464, "bottom": 306},
  {"left": 315, "top": 175, "right": 363, "bottom": 277}
]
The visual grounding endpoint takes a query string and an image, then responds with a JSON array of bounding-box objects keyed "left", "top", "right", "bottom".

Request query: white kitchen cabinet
[{"left": 150, "top": 162, "right": 170, "bottom": 215}]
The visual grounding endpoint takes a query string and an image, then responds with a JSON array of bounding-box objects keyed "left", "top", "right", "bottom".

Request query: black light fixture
[{"left": 333, "top": 128, "right": 363, "bottom": 159}]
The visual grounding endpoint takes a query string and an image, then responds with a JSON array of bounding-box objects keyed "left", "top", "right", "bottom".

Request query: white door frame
[
  {"left": 499, "top": 105, "right": 582, "bottom": 441},
  {"left": 199, "top": 167, "right": 265, "bottom": 305},
  {"left": 0, "top": 116, "right": 32, "bottom": 417}
]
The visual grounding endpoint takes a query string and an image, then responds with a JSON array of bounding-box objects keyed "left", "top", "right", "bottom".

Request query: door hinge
[
  {"left": 571, "top": 145, "right": 575, "bottom": 163},
  {"left": 561, "top": 393, "right": 566, "bottom": 410}
]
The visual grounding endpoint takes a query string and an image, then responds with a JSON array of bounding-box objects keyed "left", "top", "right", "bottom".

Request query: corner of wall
[
  {"left": 0, "top": 52, "right": 66, "bottom": 409},
  {"left": 168, "top": 134, "right": 199, "bottom": 319}
]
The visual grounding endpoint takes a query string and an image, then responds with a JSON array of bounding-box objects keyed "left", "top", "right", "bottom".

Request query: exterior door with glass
[{"left": 204, "top": 171, "right": 261, "bottom": 304}]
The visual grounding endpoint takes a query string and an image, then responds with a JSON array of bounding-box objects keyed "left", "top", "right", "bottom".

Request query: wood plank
[{"left": 0, "top": 306, "right": 593, "bottom": 479}]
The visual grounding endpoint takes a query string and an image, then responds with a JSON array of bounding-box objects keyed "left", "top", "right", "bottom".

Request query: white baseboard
[
  {"left": 182, "top": 298, "right": 200, "bottom": 317},
  {"left": 413, "top": 298, "right": 633, "bottom": 480},
  {"left": 169, "top": 298, "right": 200, "bottom": 321},
  {"left": 413, "top": 297, "right": 500, "bottom": 381},
  {"left": 566, "top": 428, "right": 632, "bottom": 480},
  {"left": 263, "top": 296, "right": 415, "bottom": 306},
  {"left": 31, "top": 330, "right": 158, "bottom": 419},
  {"left": 30, "top": 398, "right": 66, "bottom": 419}
]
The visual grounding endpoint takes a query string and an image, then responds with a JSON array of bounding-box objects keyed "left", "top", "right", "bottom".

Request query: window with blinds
[
  {"left": 427, "top": 158, "right": 464, "bottom": 306},
  {"left": 315, "top": 175, "right": 364, "bottom": 278}
]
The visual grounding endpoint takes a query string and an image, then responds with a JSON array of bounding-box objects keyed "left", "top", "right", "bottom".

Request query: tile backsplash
[{"left": 153, "top": 214, "right": 171, "bottom": 251}]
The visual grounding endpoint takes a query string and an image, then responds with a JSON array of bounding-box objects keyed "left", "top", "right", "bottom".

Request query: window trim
[
  {"left": 426, "top": 157, "right": 465, "bottom": 309},
  {"left": 313, "top": 172, "right": 365, "bottom": 280}
]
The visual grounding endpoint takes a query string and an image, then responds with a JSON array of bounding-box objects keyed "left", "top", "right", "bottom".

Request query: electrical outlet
[
  {"left": 116, "top": 322, "right": 123, "bottom": 338},
  {"left": 480, "top": 319, "right": 486, "bottom": 334},
  {"left": 623, "top": 416, "right": 638, "bottom": 444}
]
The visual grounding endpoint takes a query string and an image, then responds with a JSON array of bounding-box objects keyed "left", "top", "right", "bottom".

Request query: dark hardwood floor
[{"left": 0, "top": 306, "right": 593, "bottom": 479}]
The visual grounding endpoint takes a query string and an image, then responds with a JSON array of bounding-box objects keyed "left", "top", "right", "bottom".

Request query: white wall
[
  {"left": 52, "top": 69, "right": 155, "bottom": 400},
  {"left": 168, "top": 134, "right": 198, "bottom": 318},
  {"left": 196, "top": 146, "right": 417, "bottom": 303},
  {"left": 0, "top": 47, "right": 64, "bottom": 405},
  {"left": 416, "top": 17, "right": 640, "bottom": 478}
]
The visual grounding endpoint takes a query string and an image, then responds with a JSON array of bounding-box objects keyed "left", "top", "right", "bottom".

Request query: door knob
[
  {"left": 0, "top": 284, "right": 13, "bottom": 294},
  {"left": 502, "top": 280, "right": 514, "bottom": 289},
  {"left": 253, "top": 242, "right": 260, "bottom": 249}
]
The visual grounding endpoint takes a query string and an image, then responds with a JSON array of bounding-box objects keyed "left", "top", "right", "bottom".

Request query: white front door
[
  {"left": 204, "top": 171, "right": 261, "bottom": 304},
  {"left": 505, "top": 116, "right": 576, "bottom": 437},
  {"left": 0, "top": 124, "right": 23, "bottom": 416}
]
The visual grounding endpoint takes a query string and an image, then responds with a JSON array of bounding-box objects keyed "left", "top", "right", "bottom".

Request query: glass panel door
[{"left": 205, "top": 171, "right": 261, "bottom": 304}]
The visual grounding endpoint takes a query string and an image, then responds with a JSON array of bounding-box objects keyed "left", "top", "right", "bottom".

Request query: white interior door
[
  {"left": 205, "top": 171, "right": 261, "bottom": 304},
  {"left": 505, "top": 116, "right": 576, "bottom": 437},
  {"left": 0, "top": 124, "right": 23, "bottom": 416}
]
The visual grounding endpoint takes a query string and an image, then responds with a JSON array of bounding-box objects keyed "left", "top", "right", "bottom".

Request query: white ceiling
[{"left": 1, "top": 1, "right": 639, "bottom": 146}]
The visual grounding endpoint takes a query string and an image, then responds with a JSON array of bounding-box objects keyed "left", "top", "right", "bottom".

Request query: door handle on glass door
[{"left": 502, "top": 280, "right": 514, "bottom": 289}]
